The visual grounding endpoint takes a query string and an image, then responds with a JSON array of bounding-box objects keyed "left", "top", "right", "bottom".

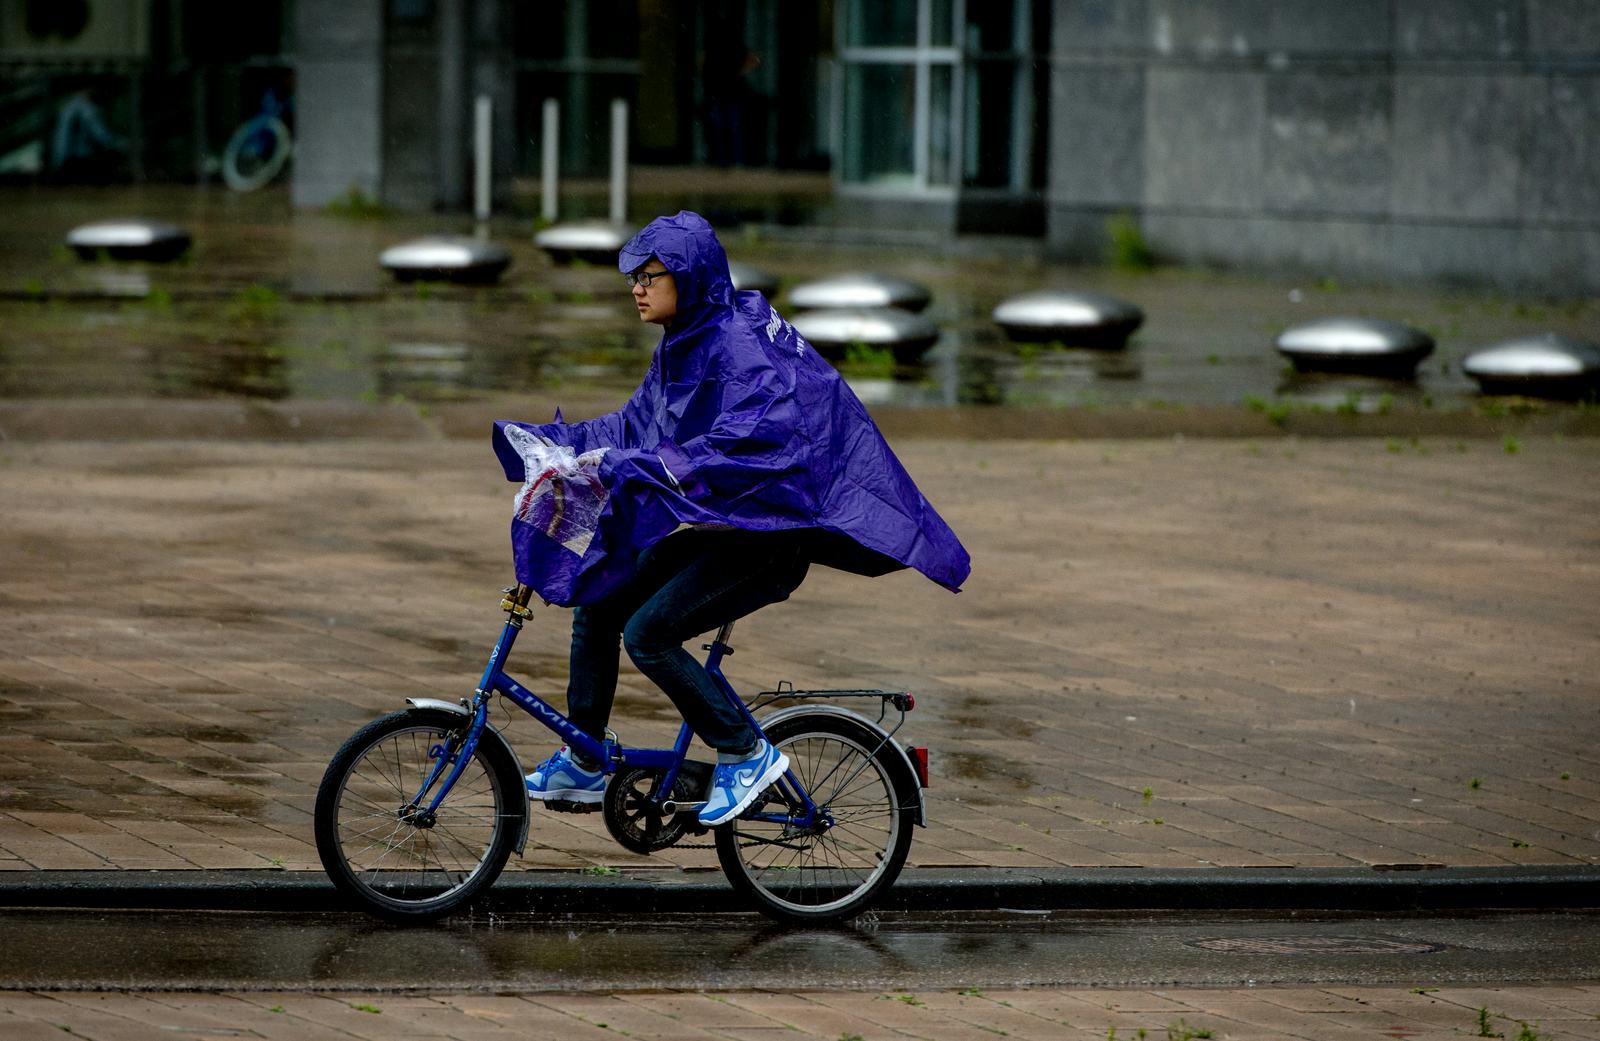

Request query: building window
[
  {"left": 961, "top": 0, "right": 1044, "bottom": 192},
  {"left": 836, "top": 0, "right": 959, "bottom": 194},
  {"left": 837, "top": 0, "right": 1042, "bottom": 196}
]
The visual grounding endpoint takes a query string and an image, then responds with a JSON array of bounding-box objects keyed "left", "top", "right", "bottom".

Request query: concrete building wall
[
  {"left": 1047, "top": 0, "right": 1600, "bottom": 292},
  {"left": 292, "top": 0, "right": 385, "bottom": 208},
  {"left": 292, "top": 0, "right": 514, "bottom": 212}
]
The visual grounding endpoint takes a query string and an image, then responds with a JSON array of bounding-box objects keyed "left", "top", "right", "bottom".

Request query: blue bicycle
[{"left": 313, "top": 582, "right": 928, "bottom": 924}]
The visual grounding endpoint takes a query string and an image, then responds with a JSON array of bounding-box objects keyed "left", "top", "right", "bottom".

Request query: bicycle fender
[
  {"left": 756, "top": 704, "right": 927, "bottom": 827},
  {"left": 407, "top": 697, "right": 468, "bottom": 716},
  {"left": 405, "top": 698, "right": 531, "bottom": 855}
]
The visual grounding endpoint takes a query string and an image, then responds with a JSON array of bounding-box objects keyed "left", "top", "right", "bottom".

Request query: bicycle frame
[{"left": 407, "top": 585, "right": 822, "bottom": 830}]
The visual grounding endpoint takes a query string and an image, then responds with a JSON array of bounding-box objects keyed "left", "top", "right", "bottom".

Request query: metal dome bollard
[
  {"left": 379, "top": 236, "right": 511, "bottom": 284},
  {"left": 992, "top": 289, "right": 1144, "bottom": 348},
  {"left": 65, "top": 219, "right": 191, "bottom": 262},
  {"left": 729, "top": 261, "right": 780, "bottom": 298},
  {"left": 1462, "top": 334, "right": 1600, "bottom": 399},
  {"left": 788, "top": 272, "right": 932, "bottom": 313},
  {"left": 534, "top": 221, "right": 628, "bottom": 265},
  {"left": 1274, "top": 317, "right": 1434, "bottom": 377},
  {"left": 790, "top": 307, "right": 939, "bottom": 363}
]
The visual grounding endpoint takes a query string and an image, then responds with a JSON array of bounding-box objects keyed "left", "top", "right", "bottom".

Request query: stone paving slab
[
  {"left": 0, "top": 437, "right": 1596, "bottom": 874},
  {"left": 1, "top": 985, "right": 1596, "bottom": 1041}
]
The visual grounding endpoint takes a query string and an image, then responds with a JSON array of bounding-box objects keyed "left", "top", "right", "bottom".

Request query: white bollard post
[
  {"left": 473, "top": 94, "right": 492, "bottom": 226},
  {"left": 609, "top": 98, "right": 628, "bottom": 226},
  {"left": 541, "top": 98, "right": 559, "bottom": 224}
]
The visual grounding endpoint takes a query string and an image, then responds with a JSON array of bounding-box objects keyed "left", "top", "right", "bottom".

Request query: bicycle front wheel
[
  {"left": 314, "top": 708, "right": 524, "bottom": 920},
  {"left": 715, "top": 711, "right": 915, "bottom": 923}
]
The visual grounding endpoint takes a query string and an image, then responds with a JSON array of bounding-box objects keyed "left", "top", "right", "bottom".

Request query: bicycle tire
[
  {"left": 714, "top": 711, "right": 915, "bottom": 924},
  {"left": 222, "top": 114, "right": 291, "bottom": 192},
  {"left": 314, "top": 708, "right": 525, "bottom": 920}
]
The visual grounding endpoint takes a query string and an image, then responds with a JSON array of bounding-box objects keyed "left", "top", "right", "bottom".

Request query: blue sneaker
[
  {"left": 525, "top": 746, "right": 606, "bottom": 804},
  {"left": 699, "top": 739, "right": 789, "bottom": 827}
]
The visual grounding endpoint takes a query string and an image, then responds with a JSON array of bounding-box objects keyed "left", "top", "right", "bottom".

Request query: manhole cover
[{"left": 1187, "top": 936, "right": 1444, "bottom": 955}]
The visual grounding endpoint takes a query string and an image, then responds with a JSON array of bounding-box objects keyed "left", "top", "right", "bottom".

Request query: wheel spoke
[
  {"left": 318, "top": 717, "right": 515, "bottom": 917},
  {"left": 720, "top": 721, "right": 907, "bottom": 919}
]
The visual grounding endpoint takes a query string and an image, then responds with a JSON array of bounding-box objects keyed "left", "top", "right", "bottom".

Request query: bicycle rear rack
[{"left": 746, "top": 681, "right": 915, "bottom": 727}]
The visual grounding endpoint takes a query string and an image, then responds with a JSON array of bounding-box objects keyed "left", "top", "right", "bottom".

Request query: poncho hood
[
  {"left": 495, "top": 211, "right": 970, "bottom": 606},
  {"left": 618, "top": 210, "right": 734, "bottom": 336}
]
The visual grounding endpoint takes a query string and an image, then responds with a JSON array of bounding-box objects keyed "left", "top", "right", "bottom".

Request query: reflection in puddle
[
  {"left": 1274, "top": 372, "right": 1430, "bottom": 413},
  {"left": 0, "top": 193, "right": 1557, "bottom": 414},
  {"left": 87, "top": 268, "right": 151, "bottom": 298}
]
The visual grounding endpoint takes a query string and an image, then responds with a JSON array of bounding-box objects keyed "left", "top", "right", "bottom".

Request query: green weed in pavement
[
  {"left": 842, "top": 341, "right": 895, "bottom": 379},
  {"left": 225, "top": 284, "right": 282, "bottom": 325},
  {"left": 1106, "top": 212, "right": 1155, "bottom": 271},
  {"left": 325, "top": 185, "right": 388, "bottom": 220},
  {"left": 1244, "top": 394, "right": 1293, "bottom": 427}
]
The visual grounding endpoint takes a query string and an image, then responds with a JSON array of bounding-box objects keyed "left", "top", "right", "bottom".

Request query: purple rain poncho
[{"left": 493, "top": 211, "right": 970, "bottom": 606}]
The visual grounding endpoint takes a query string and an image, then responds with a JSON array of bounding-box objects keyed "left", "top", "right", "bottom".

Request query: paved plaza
[
  {"left": 2, "top": 420, "right": 1597, "bottom": 1040},
  {"left": 5, "top": 985, "right": 1600, "bottom": 1041},
  {"left": 1, "top": 430, "right": 1594, "bottom": 876}
]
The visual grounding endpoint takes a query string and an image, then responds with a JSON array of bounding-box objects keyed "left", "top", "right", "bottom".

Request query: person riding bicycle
[{"left": 493, "top": 211, "right": 968, "bottom": 828}]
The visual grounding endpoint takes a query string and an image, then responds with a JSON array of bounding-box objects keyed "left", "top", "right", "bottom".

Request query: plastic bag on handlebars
[{"left": 503, "top": 425, "right": 609, "bottom": 557}]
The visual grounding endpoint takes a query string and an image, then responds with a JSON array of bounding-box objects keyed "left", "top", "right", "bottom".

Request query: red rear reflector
[{"left": 910, "top": 746, "right": 929, "bottom": 788}]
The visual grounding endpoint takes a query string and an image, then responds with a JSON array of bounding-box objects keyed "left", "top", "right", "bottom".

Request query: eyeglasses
[{"left": 624, "top": 269, "right": 672, "bottom": 288}]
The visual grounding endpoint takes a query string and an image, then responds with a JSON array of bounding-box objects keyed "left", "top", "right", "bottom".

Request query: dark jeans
[{"left": 565, "top": 529, "right": 811, "bottom": 755}]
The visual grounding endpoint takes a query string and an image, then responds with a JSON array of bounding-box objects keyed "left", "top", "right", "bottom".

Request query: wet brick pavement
[
  {"left": 1, "top": 985, "right": 1598, "bottom": 1041},
  {"left": 1, "top": 433, "right": 1595, "bottom": 876}
]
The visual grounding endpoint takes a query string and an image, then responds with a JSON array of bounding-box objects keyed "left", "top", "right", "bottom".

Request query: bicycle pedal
[{"left": 544, "top": 799, "right": 600, "bottom": 814}]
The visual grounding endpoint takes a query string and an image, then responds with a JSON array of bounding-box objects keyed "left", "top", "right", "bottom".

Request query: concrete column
[{"left": 291, "top": 0, "right": 384, "bottom": 208}]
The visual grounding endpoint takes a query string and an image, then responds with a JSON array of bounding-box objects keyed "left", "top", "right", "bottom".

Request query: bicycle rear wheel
[
  {"left": 314, "top": 708, "right": 524, "bottom": 920},
  {"left": 715, "top": 711, "right": 915, "bottom": 923}
]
